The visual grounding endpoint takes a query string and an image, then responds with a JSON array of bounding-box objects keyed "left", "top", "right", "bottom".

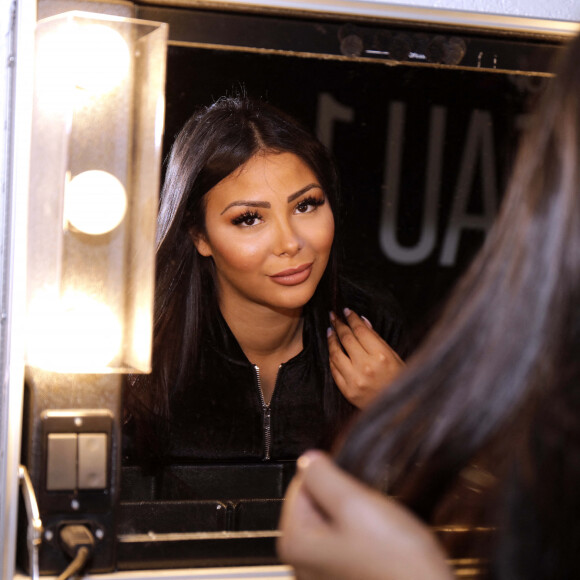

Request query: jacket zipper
[{"left": 254, "top": 364, "right": 282, "bottom": 461}]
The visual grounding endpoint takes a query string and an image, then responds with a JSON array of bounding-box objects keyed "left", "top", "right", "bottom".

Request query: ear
[{"left": 189, "top": 228, "right": 213, "bottom": 257}]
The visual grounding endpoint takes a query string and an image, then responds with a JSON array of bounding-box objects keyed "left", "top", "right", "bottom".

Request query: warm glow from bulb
[
  {"left": 132, "top": 306, "right": 153, "bottom": 371},
  {"left": 27, "top": 290, "right": 123, "bottom": 372},
  {"left": 35, "top": 20, "right": 130, "bottom": 110},
  {"left": 66, "top": 170, "right": 127, "bottom": 235},
  {"left": 35, "top": 25, "right": 75, "bottom": 113},
  {"left": 72, "top": 24, "right": 130, "bottom": 93}
]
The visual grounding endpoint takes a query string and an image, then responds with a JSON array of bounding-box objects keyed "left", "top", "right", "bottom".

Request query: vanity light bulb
[
  {"left": 71, "top": 23, "right": 130, "bottom": 93},
  {"left": 66, "top": 170, "right": 127, "bottom": 235},
  {"left": 27, "top": 290, "right": 123, "bottom": 372},
  {"left": 35, "top": 22, "right": 130, "bottom": 110}
]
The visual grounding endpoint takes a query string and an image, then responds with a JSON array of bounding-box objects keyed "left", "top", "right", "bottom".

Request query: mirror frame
[{"left": 2, "top": 1, "right": 579, "bottom": 578}]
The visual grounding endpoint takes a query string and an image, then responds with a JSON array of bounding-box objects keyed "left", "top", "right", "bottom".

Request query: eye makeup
[
  {"left": 294, "top": 195, "right": 325, "bottom": 213},
  {"left": 231, "top": 210, "right": 262, "bottom": 227}
]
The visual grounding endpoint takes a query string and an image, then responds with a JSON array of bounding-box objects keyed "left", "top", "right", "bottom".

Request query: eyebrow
[
  {"left": 287, "top": 183, "right": 323, "bottom": 202},
  {"left": 220, "top": 183, "right": 323, "bottom": 215}
]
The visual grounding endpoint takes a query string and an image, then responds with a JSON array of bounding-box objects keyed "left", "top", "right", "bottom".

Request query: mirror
[
  {"left": 117, "top": 2, "right": 570, "bottom": 571},
  {"left": 153, "top": 5, "right": 565, "bottom": 339}
]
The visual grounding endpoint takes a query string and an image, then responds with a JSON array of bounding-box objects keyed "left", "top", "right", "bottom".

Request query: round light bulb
[
  {"left": 27, "top": 290, "right": 123, "bottom": 372},
  {"left": 35, "top": 26, "right": 76, "bottom": 113},
  {"left": 66, "top": 170, "right": 127, "bottom": 235},
  {"left": 36, "top": 21, "right": 131, "bottom": 109},
  {"left": 71, "top": 23, "right": 130, "bottom": 93}
]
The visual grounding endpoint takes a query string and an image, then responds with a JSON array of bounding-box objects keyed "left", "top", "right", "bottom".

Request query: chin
[{"left": 265, "top": 284, "right": 318, "bottom": 311}]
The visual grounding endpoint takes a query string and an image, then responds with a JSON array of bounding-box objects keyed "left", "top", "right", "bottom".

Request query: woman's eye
[
  {"left": 295, "top": 196, "right": 325, "bottom": 214},
  {"left": 231, "top": 211, "right": 262, "bottom": 227}
]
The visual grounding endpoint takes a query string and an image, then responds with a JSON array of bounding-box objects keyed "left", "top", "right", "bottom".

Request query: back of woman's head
[{"left": 335, "top": 32, "right": 580, "bottom": 517}]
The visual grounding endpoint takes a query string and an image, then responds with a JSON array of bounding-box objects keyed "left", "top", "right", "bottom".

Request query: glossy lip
[{"left": 269, "top": 263, "right": 313, "bottom": 286}]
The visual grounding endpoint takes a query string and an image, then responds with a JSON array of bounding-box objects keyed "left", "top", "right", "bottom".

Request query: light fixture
[
  {"left": 19, "top": 10, "right": 167, "bottom": 577},
  {"left": 26, "top": 11, "right": 168, "bottom": 374}
]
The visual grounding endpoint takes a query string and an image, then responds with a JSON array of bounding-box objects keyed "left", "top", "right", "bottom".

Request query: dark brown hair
[{"left": 335, "top": 33, "right": 580, "bottom": 577}]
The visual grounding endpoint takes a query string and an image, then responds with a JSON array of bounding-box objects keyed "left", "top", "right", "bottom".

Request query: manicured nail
[
  {"left": 343, "top": 307, "right": 352, "bottom": 317},
  {"left": 361, "top": 315, "right": 373, "bottom": 329},
  {"left": 329, "top": 311, "right": 336, "bottom": 322},
  {"left": 297, "top": 450, "right": 322, "bottom": 470},
  {"left": 327, "top": 326, "right": 334, "bottom": 337}
]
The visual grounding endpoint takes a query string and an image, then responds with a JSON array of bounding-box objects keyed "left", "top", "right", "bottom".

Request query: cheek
[
  {"left": 213, "top": 236, "right": 268, "bottom": 273},
  {"left": 307, "top": 214, "right": 335, "bottom": 255}
]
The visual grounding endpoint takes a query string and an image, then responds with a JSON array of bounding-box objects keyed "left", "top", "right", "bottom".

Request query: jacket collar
[{"left": 207, "top": 307, "right": 314, "bottom": 367}]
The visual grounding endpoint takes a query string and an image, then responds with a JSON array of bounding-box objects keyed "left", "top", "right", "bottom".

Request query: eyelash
[
  {"left": 231, "top": 210, "right": 262, "bottom": 227},
  {"left": 230, "top": 196, "right": 326, "bottom": 227},
  {"left": 295, "top": 195, "right": 325, "bottom": 213}
]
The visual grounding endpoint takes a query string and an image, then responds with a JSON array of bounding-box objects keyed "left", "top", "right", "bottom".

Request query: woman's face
[{"left": 193, "top": 151, "right": 335, "bottom": 314}]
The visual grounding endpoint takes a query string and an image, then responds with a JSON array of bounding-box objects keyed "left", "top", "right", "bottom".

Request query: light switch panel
[{"left": 41, "top": 410, "right": 113, "bottom": 501}]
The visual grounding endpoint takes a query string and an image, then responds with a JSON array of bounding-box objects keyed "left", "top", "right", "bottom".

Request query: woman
[
  {"left": 279, "top": 31, "right": 580, "bottom": 580},
  {"left": 124, "top": 97, "right": 406, "bottom": 464}
]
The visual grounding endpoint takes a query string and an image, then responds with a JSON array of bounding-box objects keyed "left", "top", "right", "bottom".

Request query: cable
[
  {"left": 56, "top": 547, "right": 90, "bottom": 580},
  {"left": 57, "top": 524, "right": 95, "bottom": 580}
]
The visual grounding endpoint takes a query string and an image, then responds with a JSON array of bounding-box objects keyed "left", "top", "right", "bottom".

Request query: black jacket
[
  {"left": 166, "top": 284, "right": 407, "bottom": 462},
  {"left": 124, "top": 281, "right": 408, "bottom": 464},
  {"left": 168, "top": 308, "right": 328, "bottom": 461}
]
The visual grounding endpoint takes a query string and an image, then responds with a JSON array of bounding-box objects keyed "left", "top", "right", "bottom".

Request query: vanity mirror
[
  {"left": 111, "top": 2, "right": 577, "bottom": 573},
  {"left": 142, "top": 2, "right": 573, "bottom": 338},
  {"left": 4, "top": 1, "right": 576, "bottom": 577}
]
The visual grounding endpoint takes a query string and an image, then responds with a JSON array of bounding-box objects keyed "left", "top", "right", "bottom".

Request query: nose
[{"left": 274, "top": 217, "right": 302, "bottom": 257}]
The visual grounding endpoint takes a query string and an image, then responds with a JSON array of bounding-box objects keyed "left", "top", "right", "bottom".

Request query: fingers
[
  {"left": 292, "top": 452, "right": 454, "bottom": 578},
  {"left": 327, "top": 322, "right": 349, "bottom": 362},
  {"left": 279, "top": 452, "right": 455, "bottom": 580},
  {"left": 327, "top": 326, "right": 350, "bottom": 389},
  {"left": 278, "top": 451, "right": 361, "bottom": 568},
  {"left": 278, "top": 472, "right": 326, "bottom": 546},
  {"left": 293, "top": 450, "right": 370, "bottom": 522},
  {"left": 328, "top": 308, "right": 405, "bottom": 408},
  {"left": 278, "top": 454, "right": 338, "bottom": 573},
  {"left": 331, "top": 308, "right": 404, "bottom": 364},
  {"left": 279, "top": 451, "right": 361, "bottom": 536},
  {"left": 330, "top": 309, "right": 374, "bottom": 355}
]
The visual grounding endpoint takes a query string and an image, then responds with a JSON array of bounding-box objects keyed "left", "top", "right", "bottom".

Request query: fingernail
[
  {"left": 329, "top": 311, "right": 336, "bottom": 322},
  {"left": 343, "top": 307, "right": 352, "bottom": 317},
  {"left": 297, "top": 450, "right": 322, "bottom": 470},
  {"left": 327, "top": 326, "right": 334, "bottom": 337},
  {"left": 361, "top": 315, "right": 373, "bottom": 329}
]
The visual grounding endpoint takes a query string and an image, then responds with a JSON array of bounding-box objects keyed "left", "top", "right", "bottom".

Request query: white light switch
[
  {"left": 47, "top": 433, "right": 77, "bottom": 490},
  {"left": 77, "top": 433, "right": 108, "bottom": 489}
]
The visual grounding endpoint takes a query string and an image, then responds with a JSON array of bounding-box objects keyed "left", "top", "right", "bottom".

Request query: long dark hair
[
  {"left": 335, "top": 33, "right": 580, "bottom": 576},
  {"left": 125, "top": 96, "right": 351, "bottom": 456}
]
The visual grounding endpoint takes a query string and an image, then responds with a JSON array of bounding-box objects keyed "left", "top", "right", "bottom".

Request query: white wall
[
  {"left": 192, "top": 0, "right": 580, "bottom": 28},
  {"left": 368, "top": 0, "right": 580, "bottom": 22}
]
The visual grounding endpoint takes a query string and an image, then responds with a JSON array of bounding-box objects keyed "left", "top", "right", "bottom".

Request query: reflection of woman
[
  {"left": 279, "top": 32, "right": 580, "bottom": 579},
  {"left": 124, "top": 97, "right": 406, "bottom": 464}
]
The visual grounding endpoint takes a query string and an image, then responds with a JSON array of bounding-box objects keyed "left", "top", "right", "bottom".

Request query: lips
[{"left": 270, "top": 263, "right": 313, "bottom": 286}]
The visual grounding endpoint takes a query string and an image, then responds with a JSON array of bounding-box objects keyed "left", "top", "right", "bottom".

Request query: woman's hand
[
  {"left": 328, "top": 308, "right": 404, "bottom": 408},
  {"left": 278, "top": 451, "right": 454, "bottom": 580}
]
